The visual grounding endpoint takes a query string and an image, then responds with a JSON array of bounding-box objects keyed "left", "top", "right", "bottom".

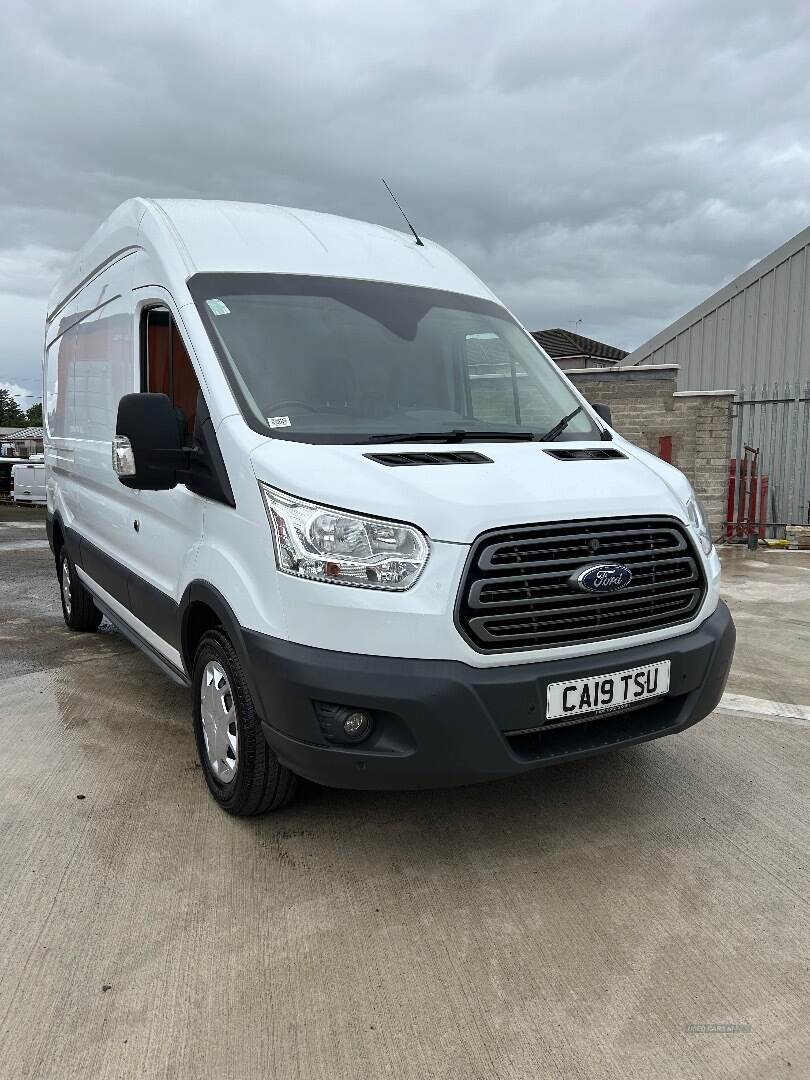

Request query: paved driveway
[{"left": 1, "top": 507, "right": 808, "bottom": 1079}]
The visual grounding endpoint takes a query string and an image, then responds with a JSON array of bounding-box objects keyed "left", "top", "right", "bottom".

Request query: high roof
[
  {"left": 48, "top": 198, "right": 496, "bottom": 317},
  {"left": 531, "top": 328, "right": 628, "bottom": 363}
]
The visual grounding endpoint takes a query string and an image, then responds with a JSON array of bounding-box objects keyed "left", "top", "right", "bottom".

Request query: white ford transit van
[{"left": 44, "top": 199, "right": 735, "bottom": 815}]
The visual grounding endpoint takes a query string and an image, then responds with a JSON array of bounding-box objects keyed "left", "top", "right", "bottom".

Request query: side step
[{"left": 92, "top": 597, "right": 191, "bottom": 688}]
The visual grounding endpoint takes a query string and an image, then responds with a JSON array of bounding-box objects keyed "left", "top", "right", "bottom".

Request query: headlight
[
  {"left": 684, "top": 488, "right": 714, "bottom": 556},
  {"left": 260, "top": 484, "right": 430, "bottom": 591}
]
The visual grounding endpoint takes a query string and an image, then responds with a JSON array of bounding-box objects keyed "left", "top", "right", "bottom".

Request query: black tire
[
  {"left": 192, "top": 628, "right": 299, "bottom": 816},
  {"left": 57, "top": 548, "right": 103, "bottom": 632}
]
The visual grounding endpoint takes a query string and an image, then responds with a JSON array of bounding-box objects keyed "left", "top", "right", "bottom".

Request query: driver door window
[{"left": 141, "top": 308, "right": 199, "bottom": 444}]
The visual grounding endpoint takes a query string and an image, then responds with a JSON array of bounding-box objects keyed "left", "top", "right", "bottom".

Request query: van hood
[{"left": 249, "top": 437, "right": 692, "bottom": 544}]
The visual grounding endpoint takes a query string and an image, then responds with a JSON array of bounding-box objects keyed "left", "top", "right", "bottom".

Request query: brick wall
[{"left": 566, "top": 365, "right": 734, "bottom": 538}]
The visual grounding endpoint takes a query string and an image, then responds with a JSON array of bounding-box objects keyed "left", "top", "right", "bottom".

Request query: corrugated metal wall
[
  {"left": 625, "top": 225, "right": 810, "bottom": 391},
  {"left": 625, "top": 226, "right": 810, "bottom": 528}
]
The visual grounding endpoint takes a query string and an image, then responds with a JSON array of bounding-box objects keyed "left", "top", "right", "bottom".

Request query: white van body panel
[
  {"left": 231, "top": 431, "right": 721, "bottom": 665},
  {"left": 181, "top": 476, "right": 720, "bottom": 669},
  {"left": 47, "top": 197, "right": 503, "bottom": 438},
  {"left": 46, "top": 262, "right": 139, "bottom": 567},
  {"left": 76, "top": 567, "right": 185, "bottom": 670},
  {"left": 43, "top": 198, "right": 736, "bottom": 797},
  {"left": 48, "top": 197, "right": 494, "bottom": 324},
  {"left": 189, "top": 414, "right": 291, "bottom": 642},
  {"left": 45, "top": 196, "right": 721, "bottom": 671},
  {"left": 46, "top": 253, "right": 207, "bottom": 652},
  {"left": 270, "top": 545, "right": 721, "bottom": 666},
  {"left": 166, "top": 416, "right": 722, "bottom": 668},
  {"left": 247, "top": 434, "right": 693, "bottom": 545},
  {"left": 140, "top": 199, "right": 497, "bottom": 299}
]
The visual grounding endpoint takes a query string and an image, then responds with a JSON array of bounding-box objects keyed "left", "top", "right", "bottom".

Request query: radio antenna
[{"left": 381, "top": 178, "right": 424, "bottom": 247}]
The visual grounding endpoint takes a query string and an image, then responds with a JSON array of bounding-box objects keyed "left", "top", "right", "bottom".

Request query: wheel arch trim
[{"left": 179, "top": 580, "right": 264, "bottom": 713}]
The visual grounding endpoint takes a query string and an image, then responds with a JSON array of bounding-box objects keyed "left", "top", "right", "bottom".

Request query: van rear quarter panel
[
  {"left": 45, "top": 246, "right": 262, "bottom": 658},
  {"left": 45, "top": 255, "right": 142, "bottom": 569}
]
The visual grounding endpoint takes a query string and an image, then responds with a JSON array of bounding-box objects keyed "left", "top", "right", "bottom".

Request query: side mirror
[
  {"left": 113, "top": 393, "right": 182, "bottom": 490},
  {"left": 592, "top": 402, "right": 612, "bottom": 427}
]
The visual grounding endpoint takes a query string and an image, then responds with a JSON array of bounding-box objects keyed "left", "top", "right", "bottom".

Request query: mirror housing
[
  {"left": 592, "top": 402, "right": 613, "bottom": 427},
  {"left": 114, "top": 393, "right": 182, "bottom": 490}
]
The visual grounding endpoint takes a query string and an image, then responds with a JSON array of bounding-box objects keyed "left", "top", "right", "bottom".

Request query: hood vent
[
  {"left": 364, "top": 451, "right": 494, "bottom": 467},
  {"left": 543, "top": 447, "right": 627, "bottom": 461}
]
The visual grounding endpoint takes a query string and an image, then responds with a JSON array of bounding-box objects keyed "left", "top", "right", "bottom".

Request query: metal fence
[{"left": 729, "top": 382, "right": 810, "bottom": 536}]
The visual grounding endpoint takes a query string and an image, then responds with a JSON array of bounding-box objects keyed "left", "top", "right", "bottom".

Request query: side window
[
  {"left": 141, "top": 307, "right": 200, "bottom": 444},
  {"left": 45, "top": 307, "right": 76, "bottom": 440},
  {"left": 46, "top": 296, "right": 134, "bottom": 441}
]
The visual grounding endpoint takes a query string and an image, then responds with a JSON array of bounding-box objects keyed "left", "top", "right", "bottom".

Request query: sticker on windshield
[
  {"left": 206, "top": 298, "right": 231, "bottom": 316},
  {"left": 266, "top": 415, "right": 291, "bottom": 428}
]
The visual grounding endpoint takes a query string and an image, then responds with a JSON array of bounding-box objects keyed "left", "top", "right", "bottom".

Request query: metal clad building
[
  {"left": 624, "top": 226, "right": 810, "bottom": 530},
  {"left": 625, "top": 225, "right": 810, "bottom": 387}
]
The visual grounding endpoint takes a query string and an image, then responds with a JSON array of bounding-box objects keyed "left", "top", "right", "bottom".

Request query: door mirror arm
[
  {"left": 174, "top": 448, "right": 213, "bottom": 488},
  {"left": 123, "top": 445, "right": 211, "bottom": 487},
  {"left": 148, "top": 447, "right": 201, "bottom": 472},
  {"left": 115, "top": 392, "right": 234, "bottom": 504}
]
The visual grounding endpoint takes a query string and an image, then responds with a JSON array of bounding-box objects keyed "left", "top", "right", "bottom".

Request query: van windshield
[{"left": 189, "top": 274, "right": 602, "bottom": 444}]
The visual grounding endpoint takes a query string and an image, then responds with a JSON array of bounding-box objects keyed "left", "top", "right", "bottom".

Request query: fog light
[
  {"left": 342, "top": 710, "right": 372, "bottom": 741},
  {"left": 313, "top": 702, "right": 376, "bottom": 744}
]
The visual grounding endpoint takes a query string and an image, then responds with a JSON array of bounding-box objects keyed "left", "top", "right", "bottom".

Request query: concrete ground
[{"left": 1, "top": 504, "right": 809, "bottom": 1080}]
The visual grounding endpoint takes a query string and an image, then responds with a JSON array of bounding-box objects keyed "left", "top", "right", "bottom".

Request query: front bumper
[{"left": 246, "top": 601, "right": 735, "bottom": 791}]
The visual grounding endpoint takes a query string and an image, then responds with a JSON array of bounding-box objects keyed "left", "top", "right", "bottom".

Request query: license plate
[{"left": 546, "top": 660, "right": 670, "bottom": 721}]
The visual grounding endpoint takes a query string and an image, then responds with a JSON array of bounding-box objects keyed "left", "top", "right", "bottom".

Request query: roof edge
[{"left": 624, "top": 222, "right": 810, "bottom": 365}]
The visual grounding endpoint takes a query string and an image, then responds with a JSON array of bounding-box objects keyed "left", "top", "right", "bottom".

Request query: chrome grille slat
[{"left": 456, "top": 516, "right": 708, "bottom": 653}]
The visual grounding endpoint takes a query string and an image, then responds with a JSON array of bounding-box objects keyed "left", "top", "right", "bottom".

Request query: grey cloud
[{"left": 2, "top": 0, "right": 810, "bottom": 398}]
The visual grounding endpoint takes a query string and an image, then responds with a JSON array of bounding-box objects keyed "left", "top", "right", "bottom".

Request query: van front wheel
[
  {"left": 58, "top": 551, "right": 102, "bottom": 632},
  {"left": 192, "top": 629, "right": 299, "bottom": 815}
]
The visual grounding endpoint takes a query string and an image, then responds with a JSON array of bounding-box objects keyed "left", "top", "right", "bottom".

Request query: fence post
[
  {"left": 767, "top": 382, "right": 779, "bottom": 527},
  {"left": 800, "top": 381, "right": 810, "bottom": 525},
  {"left": 733, "top": 386, "right": 745, "bottom": 537}
]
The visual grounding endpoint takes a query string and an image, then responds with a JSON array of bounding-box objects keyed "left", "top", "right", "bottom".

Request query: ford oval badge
[{"left": 574, "top": 563, "right": 633, "bottom": 593}]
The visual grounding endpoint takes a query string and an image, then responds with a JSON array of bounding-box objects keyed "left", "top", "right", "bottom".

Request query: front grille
[{"left": 456, "top": 516, "right": 707, "bottom": 653}]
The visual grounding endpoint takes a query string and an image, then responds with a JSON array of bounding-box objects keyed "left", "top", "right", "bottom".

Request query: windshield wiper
[
  {"left": 538, "top": 406, "right": 585, "bottom": 443},
  {"left": 365, "top": 429, "right": 536, "bottom": 444}
]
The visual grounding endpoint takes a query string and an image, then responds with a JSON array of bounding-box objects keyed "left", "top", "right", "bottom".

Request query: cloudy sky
[{"left": 2, "top": 0, "right": 810, "bottom": 405}]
